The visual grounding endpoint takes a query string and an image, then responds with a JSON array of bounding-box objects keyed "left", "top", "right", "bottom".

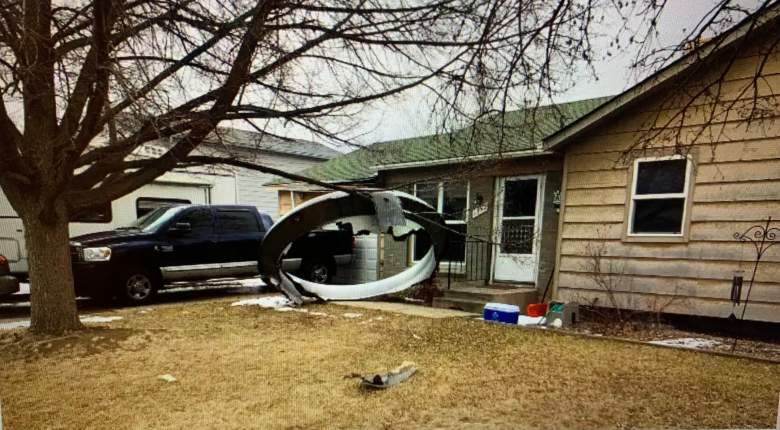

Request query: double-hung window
[
  {"left": 412, "top": 181, "right": 468, "bottom": 263},
  {"left": 627, "top": 156, "right": 692, "bottom": 237}
]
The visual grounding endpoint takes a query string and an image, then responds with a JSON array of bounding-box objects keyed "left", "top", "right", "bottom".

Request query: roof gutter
[
  {"left": 263, "top": 174, "right": 378, "bottom": 190},
  {"left": 542, "top": 3, "right": 780, "bottom": 150},
  {"left": 374, "top": 149, "right": 555, "bottom": 171}
]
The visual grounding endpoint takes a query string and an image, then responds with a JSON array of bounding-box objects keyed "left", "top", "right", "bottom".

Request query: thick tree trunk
[{"left": 23, "top": 208, "right": 82, "bottom": 334}]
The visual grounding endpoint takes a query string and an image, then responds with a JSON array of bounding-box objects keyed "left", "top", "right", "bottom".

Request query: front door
[{"left": 493, "top": 176, "right": 541, "bottom": 283}]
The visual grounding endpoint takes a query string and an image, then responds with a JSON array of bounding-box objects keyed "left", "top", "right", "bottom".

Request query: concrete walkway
[{"left": 331, "top": 301, "right": 476, "bottom": 318}]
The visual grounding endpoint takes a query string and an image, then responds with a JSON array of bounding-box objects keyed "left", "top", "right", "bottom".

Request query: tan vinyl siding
[
  {"left": 278, "top": 191, "right": 293, "bottom": 216},
  {"left": 555, "top": 37, "right": 780, "bottom": 322}
]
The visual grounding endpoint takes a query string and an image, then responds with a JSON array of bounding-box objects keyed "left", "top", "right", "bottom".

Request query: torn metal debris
[
  {"left": 259, "top": 191, "right": 447, "bottom": 304},
  {"left": 347, "top": 361, "right": 418, "bottom": 389}
]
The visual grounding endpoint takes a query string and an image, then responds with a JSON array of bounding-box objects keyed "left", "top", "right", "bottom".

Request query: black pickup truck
[{"left": 69, "top": 204, "right": 353, "bottom": 304}]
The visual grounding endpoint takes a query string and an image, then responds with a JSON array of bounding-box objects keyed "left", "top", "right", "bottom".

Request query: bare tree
[
  {"left": 619, "top": 0, "right": 780, "bottom": 156},
  {"left": 1, "top": 0, "right": 774, "bottom": 334},
  {"left": 0, "top": 0, "right": 613, "bottom": 334}
]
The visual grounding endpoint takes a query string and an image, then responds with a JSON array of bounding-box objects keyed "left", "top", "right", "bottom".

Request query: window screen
[
  {"left": 629, "top": 158, "right": 689, "bottom": 235},
  {"left": 216, "top": 210, "right": 260, "bottom": 234},
  {"left": 500, "top": 219, "right": 534, "bottom": 254}
]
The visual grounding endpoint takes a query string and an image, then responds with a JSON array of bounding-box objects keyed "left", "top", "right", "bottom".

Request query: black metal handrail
[{"left": 446, "top": 239, "right": 492, "bottom": 289}]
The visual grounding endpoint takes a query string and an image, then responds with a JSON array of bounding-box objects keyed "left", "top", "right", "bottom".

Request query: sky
[
  {"left": 326, "top": 1, "right": 761, "bottom": 147},
  {"left": 1, "top": 1, "right": 760, "bottom": 151}
]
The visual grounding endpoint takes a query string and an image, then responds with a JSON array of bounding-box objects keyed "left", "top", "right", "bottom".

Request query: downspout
[{"left": 551, "top": 152, "right": 569, "bottom": 301}]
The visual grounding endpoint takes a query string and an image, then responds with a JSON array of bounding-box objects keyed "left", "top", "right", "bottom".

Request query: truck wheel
[
  {"left": 117, "top": 267, "right": 159, "bottom": 305},
  {"left": 302, "top": 258, "right": 334, "bottom": 284}
]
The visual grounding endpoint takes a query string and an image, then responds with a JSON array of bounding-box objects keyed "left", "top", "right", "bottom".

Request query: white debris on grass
[
  {"left": 517, "top": 316, "right": 545, "bottom": 326},
  {"left": 158, "top": 374, "right": 177, "bottom": 383},
  {"left": 648, "top": 337, "right": 721, "bottom": 350},
  {"left": 342, "top": 312, "right": 363, "bottom": 319},
  {"left": 0, "top": 314, "right": 122, "bottom": 330},
  {"left": 231, "top": 295, "right": 291, "bottom": 309},
  {"left": 229, "top": 295, "right": 335, "bottom": 317}
]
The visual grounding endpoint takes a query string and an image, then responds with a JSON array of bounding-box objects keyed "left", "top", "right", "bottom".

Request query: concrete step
[
  {"left": 432, "top": 296, "right": 487, "bottom": 314},
  {"left": 434, "top": 286, "right": 539, "bottom": 313}
]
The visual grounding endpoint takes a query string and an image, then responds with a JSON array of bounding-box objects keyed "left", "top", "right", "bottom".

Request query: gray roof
[{"left": 208, "top": 127, "right": 342, "bottom": 160}]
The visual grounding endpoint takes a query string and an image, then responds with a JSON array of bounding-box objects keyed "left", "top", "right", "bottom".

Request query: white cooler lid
[{"left": 483, "top": 303, "right": 520, "bottom": 313}]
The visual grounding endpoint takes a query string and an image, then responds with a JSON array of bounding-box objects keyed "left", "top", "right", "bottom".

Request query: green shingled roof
[{"left": 272, "top": 96, "right": 610, "bottom": 185}]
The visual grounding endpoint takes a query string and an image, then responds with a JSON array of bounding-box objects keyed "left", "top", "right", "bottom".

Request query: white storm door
[{"left": 493, "top": 176, "right": 541, "bottom": 283}]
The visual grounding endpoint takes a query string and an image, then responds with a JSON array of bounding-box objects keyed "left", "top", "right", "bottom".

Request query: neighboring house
[
  {"left": 0, "top": 127, "right": 338, "bottom": 276},
  {"left": 201, "top": 127, "right": 341, "bottom": 219}
]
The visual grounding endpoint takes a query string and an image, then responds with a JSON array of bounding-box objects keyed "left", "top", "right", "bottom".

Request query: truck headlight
[{"left": 83, "top": 247, "right": 112, "bottom": 262}]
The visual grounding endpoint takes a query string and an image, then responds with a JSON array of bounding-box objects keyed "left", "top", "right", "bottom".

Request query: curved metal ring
[{"left": 259, "top": 191, "right": 448, "bottom": 304}]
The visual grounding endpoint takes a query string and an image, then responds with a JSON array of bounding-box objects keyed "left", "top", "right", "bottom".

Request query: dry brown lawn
[{"left": 0, "top": 295, "right": 778, "bottom": 429}]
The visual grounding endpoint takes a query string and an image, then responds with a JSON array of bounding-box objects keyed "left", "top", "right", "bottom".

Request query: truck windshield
[{"left": 122, "top": 206, "right": 186, "bottom": 232}]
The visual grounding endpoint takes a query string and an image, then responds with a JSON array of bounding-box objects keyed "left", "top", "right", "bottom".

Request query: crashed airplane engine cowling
[{"left": 259, "top": 191, "right": 448, "bottom": 304}]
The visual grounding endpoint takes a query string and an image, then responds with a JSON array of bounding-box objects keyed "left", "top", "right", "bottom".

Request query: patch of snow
[
  {"left": 273, "top": 307, "right": 296, "bottom": 312},
  {"left": 342, "top": 312, "right": 363, "bottom": 319},
  {"left": 517, "top": 316, "right": 545, "bottom": 326},
  {"left": 80, "top": 315, "right": 123, "bottom": 324},
  {"left": 231, "top": 295, "right": 291, "bottom": 309},
  {"left": 0, "top": 320, "right": 30, "bottom": 330},
  {"left": 648, "top": 337, "right": 721, "bottom": 350},
  {"left": 158, "top": 374, "right": 177, "bottom": 383},
  {"left": 0, "top": 314, "right": 122, "bottom": 329},
  {"left": 0, "top": 301, "right": 30, "bottom": 308},
  {"left": 235, "top": 278, "right": 266, "bottom": 288},
  {"left": 16, "top": 283, "right": 30, "bottom": 295},
  {"left": 308, "top": 311, "right": 330, "bottom": 317}
]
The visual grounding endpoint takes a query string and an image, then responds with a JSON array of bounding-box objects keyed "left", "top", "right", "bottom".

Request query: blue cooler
[{"left": 483, "top": 303, "right": 520, "bottom": 325}]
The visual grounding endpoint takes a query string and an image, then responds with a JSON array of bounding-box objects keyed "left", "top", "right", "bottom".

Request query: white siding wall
[{"left": 232, "top": 151, "right": 325, "bottom": 220}]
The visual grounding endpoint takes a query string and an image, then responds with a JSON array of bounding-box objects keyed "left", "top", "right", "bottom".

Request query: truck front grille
[{"left": 70, "top": 246, "right": 84, "bottom": 262}]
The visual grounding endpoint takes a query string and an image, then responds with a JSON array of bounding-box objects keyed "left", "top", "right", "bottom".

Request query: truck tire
[
  {"left": 116, "top": 266, "right": 160, "bottom": 305},
  {"left": 301, "top": 257, "right": 335, "bottom": 284}
]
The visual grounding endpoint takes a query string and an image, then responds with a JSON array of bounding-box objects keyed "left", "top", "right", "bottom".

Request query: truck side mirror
[{"left": 169, "top": 222, "right": 192, "bottom": 234}]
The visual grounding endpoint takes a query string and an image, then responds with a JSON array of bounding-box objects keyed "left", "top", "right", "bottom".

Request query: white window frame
[
  {"left": 411, "top": 181, "right": 470, "bottom": 269},
  {"left": 627, "top": 155, "right": 693, "bottom": 237}
]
